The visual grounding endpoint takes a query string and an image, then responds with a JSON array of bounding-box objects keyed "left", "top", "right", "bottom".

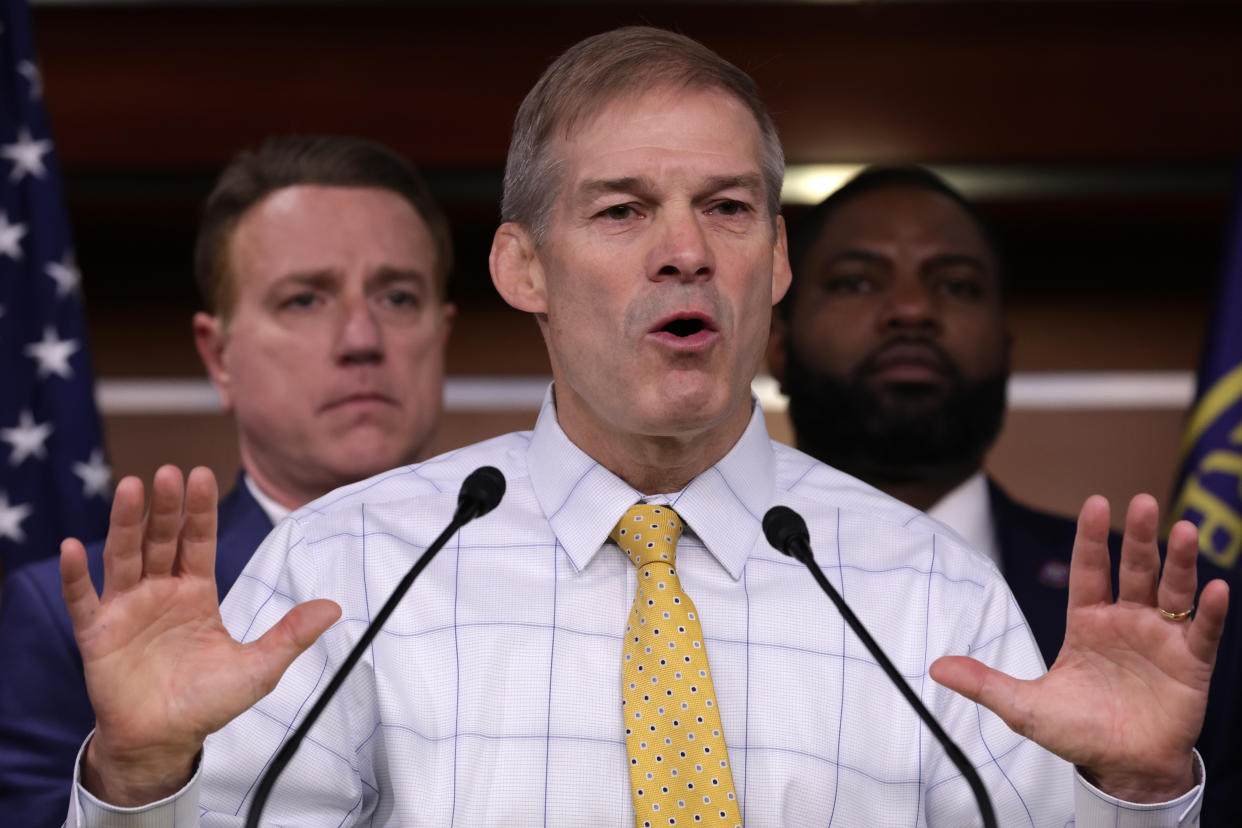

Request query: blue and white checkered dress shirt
[{"left": 71, "top": 389, "right": 1203, "bottom": 826}]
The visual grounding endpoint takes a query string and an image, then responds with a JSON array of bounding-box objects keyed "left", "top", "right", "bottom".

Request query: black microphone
[
  {"left": 245, "top": 466, "right": 506, "bottom": 827},
  {"left": 762, "top": 505, "right": 998, "bottom": 828},
  {"left": 454, "top": 464, "right": 506, "bottom": 523}
]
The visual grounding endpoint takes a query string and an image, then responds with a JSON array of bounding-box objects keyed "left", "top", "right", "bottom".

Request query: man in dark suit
[
  {"left": 0, "top": 134, "right": 456, "bottom": 827},
  {"left": 766, "top": 163, "right": 1239, "bottom": 824},
  {"left": 768, "top": 165, "right": 1090, "bottom": 666}
]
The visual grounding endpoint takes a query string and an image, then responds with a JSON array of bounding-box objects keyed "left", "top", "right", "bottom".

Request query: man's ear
[
  {"left": 490, "top": 222, "right": 547, "bottom": 314},
  {"left": 766, "top": 310, "right": 789, "bottom": 395},
  {"left": 192, "top": 311, "right": 234, "bottom": 410},
  {"left": 771, "top": 215, "right": 792, "bottom": 305}
]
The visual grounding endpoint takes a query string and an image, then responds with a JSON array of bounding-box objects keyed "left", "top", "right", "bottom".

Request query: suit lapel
[{"left": 213, "top": 475, "right": 275, "bottom": 601}]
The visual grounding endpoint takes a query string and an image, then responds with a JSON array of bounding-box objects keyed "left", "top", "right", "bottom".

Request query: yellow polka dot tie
[{"left": 612, "top": 504, "right": 741, "bottom": 828}]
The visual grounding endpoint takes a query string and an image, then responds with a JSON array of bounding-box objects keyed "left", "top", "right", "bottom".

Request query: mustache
[
  {"left": 855, "top": 336, "right": 958, "bottom": 380},
  {"left": 623, "top": 286, "right": 730, "bottom": 336},
  {"left": 781, "top": 342, "right": 1009, "bottom": 477}
]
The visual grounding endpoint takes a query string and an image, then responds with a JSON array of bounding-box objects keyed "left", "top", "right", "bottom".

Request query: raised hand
[
  {"left": 930, "top": 493, "right": 1229, "bottom": 802},
  {"left": 59, "top": 465, "right": 340, "bottom": 807}
]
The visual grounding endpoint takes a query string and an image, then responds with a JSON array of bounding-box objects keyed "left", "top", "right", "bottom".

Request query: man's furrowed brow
[
  {"left": 273, "top": 269, "right": 337, "bottom": 290},
  {"left": 371, "top": 266, "right": 431, "bottom": 287},
  {"left": 822, "top": 249, "right": 888, "bottom": 269},
  {"left": 701, "top": 173, "right": 764, "bottom": 197},
  {"left": 574, "top": 173, "right": 763, "bottom": 206},
  {"left": 923, "top": 252, "right": 991, "bottom": 275},
  {"left": 576, "top": 176, "right": 656, "bottom": 202}
]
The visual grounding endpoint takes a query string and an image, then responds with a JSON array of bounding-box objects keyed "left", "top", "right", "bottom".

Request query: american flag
[{"left": 0, "top": 0, "right": 110, "bottom": 574}]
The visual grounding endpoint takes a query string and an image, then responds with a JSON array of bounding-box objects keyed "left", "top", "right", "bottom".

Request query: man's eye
[
  {"left": 281, "top": 292, "right": 319, "bottom": 310},
  {"left": 824, "top": 275, "right": 873, "bottom": 295},
  {"left": 937, "top": 278, "right": 984, "bottom": 300},
  {"left": 382, "top": 290, "right": 422, "bottom": 309},
  {"left": 599, "top": 204, "right": 637, "bottom": 221},
  {"left": 709, "top": 200, "right": 748, "bottom": 217}
]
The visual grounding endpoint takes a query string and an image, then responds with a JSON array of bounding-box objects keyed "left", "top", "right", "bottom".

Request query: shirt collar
[
  {"left": 242, "top": 473, "right": 292, "bottom": 527},
  {"left": 926, "top": 470, "right": 1001, "bottom": 569},
  {"left": 527, "top": 384, "right": 775, "bottom": 581}
]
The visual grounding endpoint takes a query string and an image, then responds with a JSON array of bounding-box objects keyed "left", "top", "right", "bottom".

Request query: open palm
[
  {"left": 60, "top": 465, "right": 339, "bottom": 806},
  {"left": 931, "top": 494, "right": 1229, "bottom": 803}
]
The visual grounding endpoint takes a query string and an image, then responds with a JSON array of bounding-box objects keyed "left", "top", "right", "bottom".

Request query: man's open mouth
[{"left": 661, "top": 317, "right": 707, "bottom": 337}]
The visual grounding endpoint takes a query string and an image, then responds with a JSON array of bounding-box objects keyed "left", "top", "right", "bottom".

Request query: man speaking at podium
[{"left": 61, "top": 27, "right": 1228, "bottom": 826}]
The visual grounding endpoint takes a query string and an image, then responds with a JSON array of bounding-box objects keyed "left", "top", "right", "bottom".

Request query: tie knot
[{"left": 611, "top": 504, "right": 683, "bottom": 568}]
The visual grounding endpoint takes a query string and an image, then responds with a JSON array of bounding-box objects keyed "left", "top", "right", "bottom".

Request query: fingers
[
  {"left": 60, "top": 536, "right": 100, "bottom": 632},
  {"left": 1156, "top": 519, "right": 1200, "bottom": 619},
  {"left": 1067, "top": 495, "right": 1114, "bottom": 611},
  {"left": 142, "top": 465, "right": 186, "bottom": 578},
  {"left": 929, "top": 655, "right": 1031, "bottom": 739},
  {"left": 1117, "top": 494, "right": 1161, "bottom": 605},
  {"left": 245, "top": 600, "right": 342, "bottom": 698},
  {"left": 96, "top": 466, "right": 218, "bottom": 602},
  {"left": 101, "top": 476, "right": 147, "bottom": 597},
  {"left": 1187, "top": 578, "right": 1230, "bottom": 666},
  {"left": 176, "top": 467, "right": 219, "bottom": 580}
]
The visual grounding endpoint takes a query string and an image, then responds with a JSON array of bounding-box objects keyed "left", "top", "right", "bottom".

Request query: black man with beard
[
  {"left": 768, "top": 165, "right": 1092, "bottom": 668},
  {"left": 767, "top": 165, "right": 1240, "bottom": 825}
]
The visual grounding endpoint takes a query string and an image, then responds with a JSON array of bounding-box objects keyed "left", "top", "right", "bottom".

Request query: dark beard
[{"left": 783, "top": 343, "right": 1008, "bottom": 485}]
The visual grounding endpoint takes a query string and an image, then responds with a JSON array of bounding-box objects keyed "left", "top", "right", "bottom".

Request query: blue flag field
[{"left": 1, "top": 0, "right": 110, "bottom": 574}]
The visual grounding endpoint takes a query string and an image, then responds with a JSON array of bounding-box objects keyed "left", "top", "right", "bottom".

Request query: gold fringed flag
[{"left": 1170, "top": 165, "right": 1242, "bottom": 571}]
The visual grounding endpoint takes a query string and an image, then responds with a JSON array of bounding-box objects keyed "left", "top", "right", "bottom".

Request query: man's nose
[
  {"left": 333, "top": 297, "right": 384, "bottom": 365},
  {"left": 879, "top": 277, "right": 939, "bottom": 333},
  {"left": 651, "top": 208, "right": 715, "bottom": 282}
]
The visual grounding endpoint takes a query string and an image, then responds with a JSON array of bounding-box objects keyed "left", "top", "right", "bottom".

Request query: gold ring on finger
[{"left": 1158, "top": 607, "right": 1193, "bottom": 621}]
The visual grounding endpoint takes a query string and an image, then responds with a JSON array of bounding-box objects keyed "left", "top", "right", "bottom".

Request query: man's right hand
[{"left": 60, "top": 465, "right": 341, "bottom": 807}]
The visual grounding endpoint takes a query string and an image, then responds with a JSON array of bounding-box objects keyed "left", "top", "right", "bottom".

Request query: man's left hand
[{"left": 930, "top": 494, "right": 1229, "bottom": 803}]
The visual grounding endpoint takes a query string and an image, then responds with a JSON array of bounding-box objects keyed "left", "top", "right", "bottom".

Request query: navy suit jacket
[
  {"left": 0, "top": 478, "right": 273, "bottom": 828},
  {"left": 987, "top": 479, "right": 1115, "bottom": 669},
  {"left": 989, "top": 478, "right": 1241, "bottom": 825}
]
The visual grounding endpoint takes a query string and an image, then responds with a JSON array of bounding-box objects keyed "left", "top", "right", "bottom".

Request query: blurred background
[{"left": 27, "top": 0, "right": 1242, "bottom": 522}]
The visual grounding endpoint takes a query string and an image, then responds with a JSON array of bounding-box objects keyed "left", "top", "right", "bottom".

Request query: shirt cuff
[
  {"left": 68, "top": 730, "right": 202, "bottom": 828},
  {"left": 1073, "top": 750, "right": 1205, "bottom": 827}
]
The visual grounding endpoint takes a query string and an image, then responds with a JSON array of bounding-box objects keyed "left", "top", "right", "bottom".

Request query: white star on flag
[
  {"left": 73, "top": 448, "right": 112, "bottom": 499},
  {"left": 0, "top": 211, "right": 27, "bottom": 260},
  {"left": 1, "top": 409, "right": 54, "bottom": 466},
  {"left": 18, "top": 60, "right": 43, "bottom": 100},
  {"left": 1, "top": 127, "right": 52, "bottom": 181},
  {"left": 23, "top": 326, "right": 79, "bottom": 379},
  {"left": 45, "top": 252, "right": 81, "bottom": 297},
  {"left": 0, "top": 491, "right": 34, "bottom": 543}
]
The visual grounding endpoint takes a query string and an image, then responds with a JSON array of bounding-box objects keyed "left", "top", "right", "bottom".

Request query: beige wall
[
  {"left": 101, "top": 407, "right": 1187, "bottom": 532},
  {"left": 97, "top": 300, "right": 1198, "bottom": 533}
]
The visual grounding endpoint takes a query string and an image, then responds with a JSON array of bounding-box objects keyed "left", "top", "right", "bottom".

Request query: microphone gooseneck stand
[
  {"left": 762, "top": 505, "right": 998, "bottom": 828},
  {"left": 244, "top": 466, "right": 506, "bottom": 828}
]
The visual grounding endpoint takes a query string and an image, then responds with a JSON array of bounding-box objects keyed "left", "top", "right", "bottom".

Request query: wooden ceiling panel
[{"left": 31, "top": 2, "right": 1242, "bottom": 169}]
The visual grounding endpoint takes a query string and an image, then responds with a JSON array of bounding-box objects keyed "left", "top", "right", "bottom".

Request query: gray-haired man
[{"left": 62, "top": 28, "right": 1226, "bottom": 827}]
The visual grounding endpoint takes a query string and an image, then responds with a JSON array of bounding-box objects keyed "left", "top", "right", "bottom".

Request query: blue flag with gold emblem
[
  {"left": 1170, "top": 164, "right": 1242, "bottom": 573},
  {"left": 0, "top": 0, "right": 111, "bottom": 574}
]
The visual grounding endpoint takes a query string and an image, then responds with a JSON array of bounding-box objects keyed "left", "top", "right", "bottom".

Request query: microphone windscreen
[
  {"left": 762, "top": 505, "right": 810, "bottom": 556},
  {"left": 458, "top": 466, "right": 506, "bottom": 518}
]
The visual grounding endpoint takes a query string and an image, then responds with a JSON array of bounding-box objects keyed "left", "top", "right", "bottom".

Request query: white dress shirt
[
  {"left": 70, "top": 389, "right": 1202, "bottom": 826},
  {"left": 242, "top": 474, "right": 292, "bottom": 529},
  {"left": 927, "top": 471, "right": 1002, "bottom": 571}
]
